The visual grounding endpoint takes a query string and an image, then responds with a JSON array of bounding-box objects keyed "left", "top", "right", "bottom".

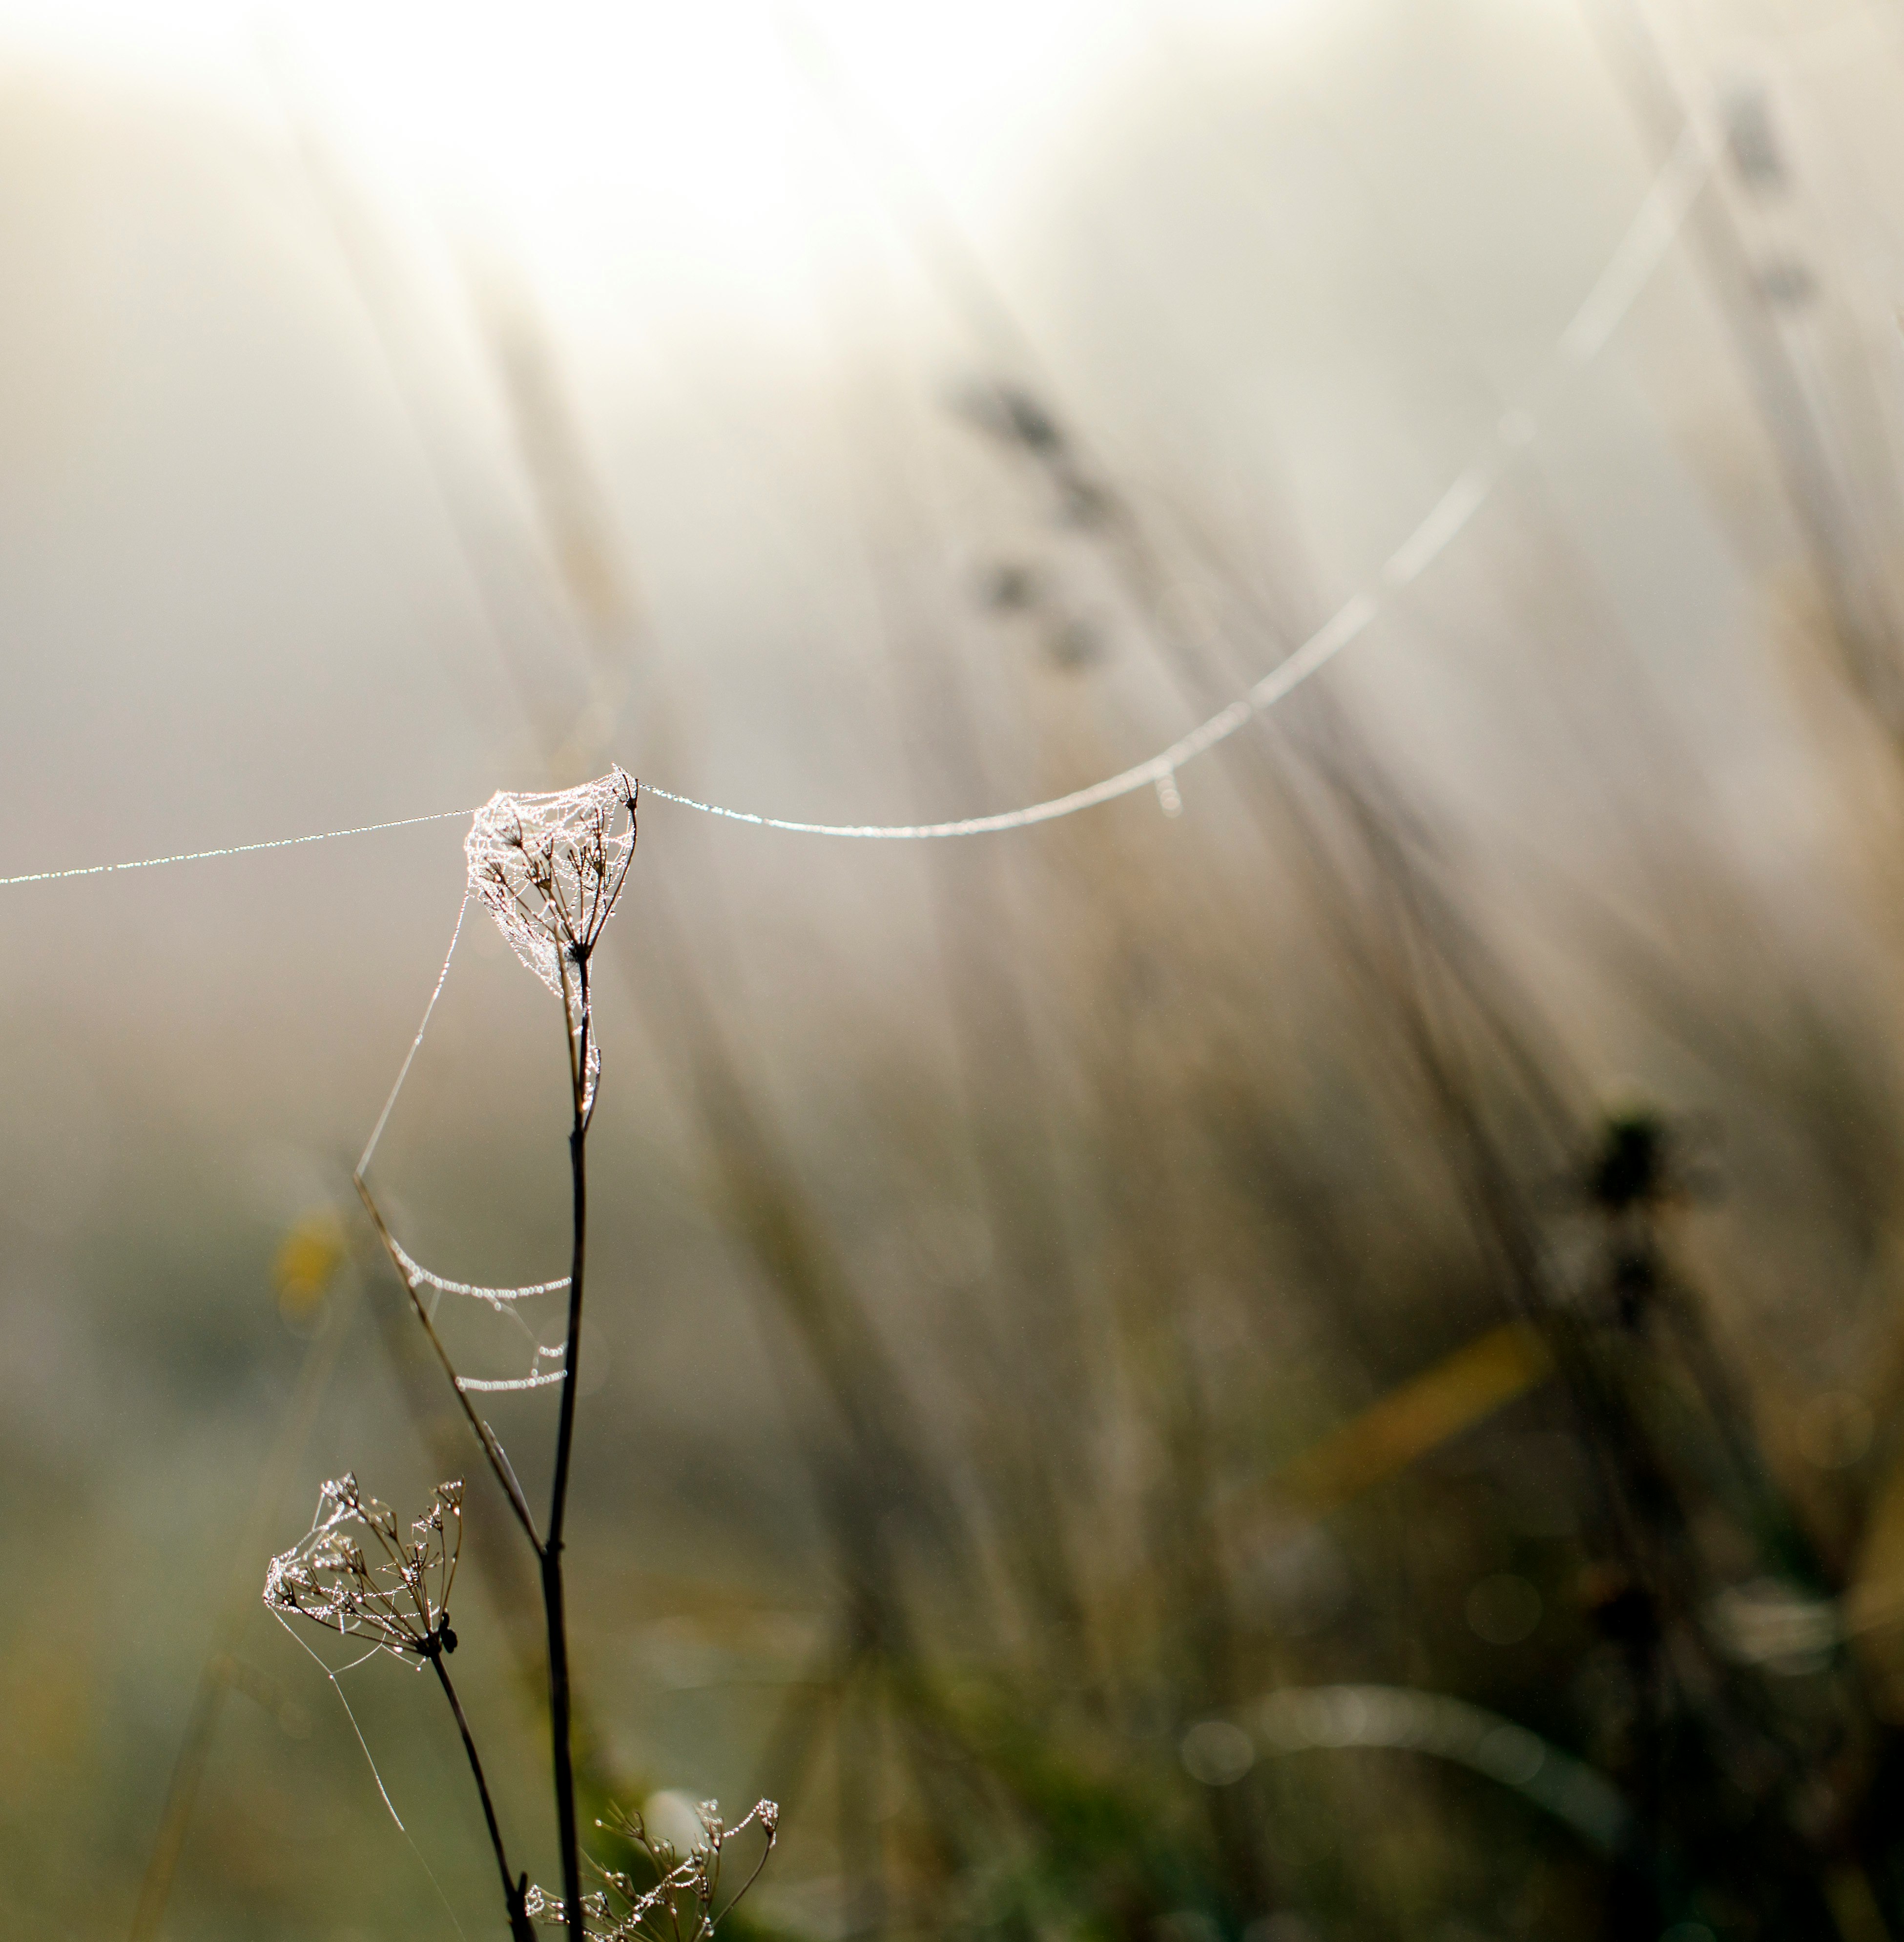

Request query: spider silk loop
[
  {"left": 642, "top": 123, "right": 1710, "bottom": 842},
  {"left": 0, "top": 125, "right": 1709, "bottom": 889}
]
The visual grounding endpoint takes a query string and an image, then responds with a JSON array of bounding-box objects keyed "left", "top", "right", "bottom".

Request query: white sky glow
[{"left": 0, "top": 0, "right": 1332, "bottom": 331}]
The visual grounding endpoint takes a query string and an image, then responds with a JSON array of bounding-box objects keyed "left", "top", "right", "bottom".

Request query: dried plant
[
  {"left": 263, "top": 1473, "right": 461, "bottom": 1659},
  {"left": 261, "top": 770, "right": 771, "bottom": 1942},
  {"left": 351, "top": 770, "right": 640, "bottom": 1941},
  {"left": 265, "top": 1474, "right": 535, "bottom": 1940},
  {"left": 524, "top": 1799, "right": 780, "bottom": 1942},
  {"left": 466, "top": 767, "right": 638, "bottom": 1116}
]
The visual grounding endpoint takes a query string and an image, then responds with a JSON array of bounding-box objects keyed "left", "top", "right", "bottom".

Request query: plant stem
[
  {"left": 542, "top": 1540, "right": 582, "bottom": 1942},
  {"left": 545, "top": 948, "right": 592, "bottom": 1942},
  {"left": 431, "top": 1650, "right": 536, "bottom": 1942}
]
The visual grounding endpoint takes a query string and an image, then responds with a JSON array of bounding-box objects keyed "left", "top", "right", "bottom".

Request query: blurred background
[{"left": 9, "top": 0, "right": 1904, "bottom": 1937}]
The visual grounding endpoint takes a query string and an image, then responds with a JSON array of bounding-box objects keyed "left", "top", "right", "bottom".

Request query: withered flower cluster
[
  {"left": 465, "top": 767, "right": 638, "bottom": 1113},
  {"left": 263, "top": 1474, "right": 463, "bottom": 1660},
  {"left": 524, "top": 1799, "right": 780, "bottom": 1942}
]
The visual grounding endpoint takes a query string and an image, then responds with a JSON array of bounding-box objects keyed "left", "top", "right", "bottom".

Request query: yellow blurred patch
[
  {"left": 1280, "top": 1322, "right": 1554, "bottom": 1517},
  {"left": 1222, "top": 1321, "right": 1555, "bottom": 1555},
  {"left": 272, "top": 1210, "right": 346, "bottom": 1327}
]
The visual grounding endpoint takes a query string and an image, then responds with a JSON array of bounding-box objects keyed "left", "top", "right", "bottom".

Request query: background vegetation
[{"left": 7, "top": 2, "right": 1904, "bottom": 1938}]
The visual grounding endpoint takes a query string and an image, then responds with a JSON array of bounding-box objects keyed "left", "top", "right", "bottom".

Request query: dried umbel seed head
[
  {"left": 466, "top": 770, "right": 637, "bottom": 989},
  {"left": 264, "top": 1475, "right": 464, "bottom": 1659},
  {"left": 532, "top": 1798, "right": 779, "bottom": 1941},
  {"left": 465, "top": 768, "right": 637, "bottom": 1113}
]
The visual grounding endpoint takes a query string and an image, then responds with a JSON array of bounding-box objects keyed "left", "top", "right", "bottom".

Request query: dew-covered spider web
[
  {"left": 354, "top": 769, "right": 637, "bottom": 1399},
  {"left": 465, "top": 767, "right": 637, "bottom": 1116},
  {"left": 0, "top": 126, "right": 1708, "bottom": 898},
  {"left": 264, "top": 1474, "right": 463, "bottom": 1660}
]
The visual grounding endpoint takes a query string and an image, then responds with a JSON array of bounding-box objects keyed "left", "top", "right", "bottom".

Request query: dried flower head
[
  {"left": 263, "top": 1475, "right": 464, "bottom": 1659},
  {"left": 525, "top": 1798, "right": 778, "bottom": 1942},
  {"left": 466, "top": 770, "right": 637, "bottom": 1109}
]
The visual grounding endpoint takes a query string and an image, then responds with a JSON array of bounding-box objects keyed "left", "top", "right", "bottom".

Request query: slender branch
[
  {"left": 552, "top": 958, "right": 593, "bottom": 1545},
  {"left": 545, "top": 943, "right": 593, "bottom": 1942},
  {"left": 717, "top": 1816, "right": 779, "bottom": 1916},
  {"left": 562, "top": 965, "right": 584, "bottom": 1108},
  {"left": 429, "top": 1643, "right": 538, "bottom": 1942}
]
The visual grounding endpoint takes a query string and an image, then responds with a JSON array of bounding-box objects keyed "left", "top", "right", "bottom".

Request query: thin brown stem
[
  {"left": 544, "top": 945, "right": 593, "bottom": 1942},
  {"left": 430, "top": 1646, "right": 537, "bottom": 1942}
]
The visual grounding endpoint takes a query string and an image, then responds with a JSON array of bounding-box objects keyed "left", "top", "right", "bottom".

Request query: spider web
[
  {"left": 355, "top": 770, "right": 637, "bottom": 1397},
  {"left": 0, "top": 130, "right": 1706, "bottom": 894},
  {"left": 466, "top": 768, "right": 637, "bottom": 1116}
]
